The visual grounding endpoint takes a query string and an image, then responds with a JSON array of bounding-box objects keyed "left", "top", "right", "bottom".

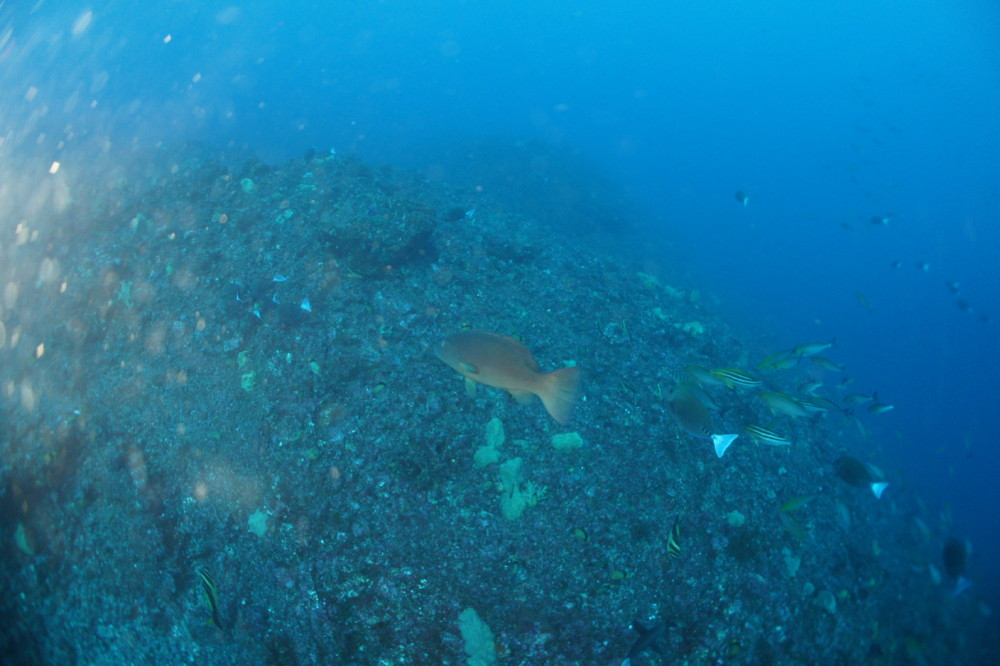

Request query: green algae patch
[
  {"left": 674, "top": 320, "right": 704, "bottom": 336},
  {"left": 458, "top": 607, "right": 496, "bottom": 666},
  {"left": 551, "top": 431, "right": 584, "bottom": 451},
  {"left": 474, "top": 417, "right": 505, "bottom": 468},
  {"left": 248, "top": 509, "right": 269, "bottom": 537},
  {"left": 499, "top": 457, "right": 546, "bottom": 520}
]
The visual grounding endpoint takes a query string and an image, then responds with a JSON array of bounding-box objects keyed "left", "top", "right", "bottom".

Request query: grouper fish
[
  {"left": 436, "top": 329, "right": 581, "bottom": 424},
  {"left": 664, "top": 383, "right": 738, "bottom": 457}
]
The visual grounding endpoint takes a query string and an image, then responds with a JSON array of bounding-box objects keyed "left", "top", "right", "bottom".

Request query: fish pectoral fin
[
  {"left": 464, "top": 378, "right": 478, "bottom": 398},
  {"left": 459, "top": 361, "right": 479, "bottom": 374},
  {"left": 509, "top": 390, "right": 535, "bottom": 405}
]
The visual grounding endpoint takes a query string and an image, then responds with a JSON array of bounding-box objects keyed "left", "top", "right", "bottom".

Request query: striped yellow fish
[
  {"left": 710, "top": 368, "right": 761, "bottom": 389},
  {"left": 666, "top": 512, "right": 684, "bottom": 559},
  {"left": 198, "top": 567, "right": 223, "bottom": 628},
  {"left": 745, "top": 424, "right": 792, "bottom": 446}
]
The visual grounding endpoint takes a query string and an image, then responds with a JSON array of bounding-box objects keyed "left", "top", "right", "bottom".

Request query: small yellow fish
[
  {"left": 436, "top": 330, "right": 581, "bottom": 424},
  {"left": 792, "top": 339, "right": 835, "bottom": 357},
  {"left": 779, "top": 494, "right": 817, "bottom": 513},
  {"left": 867, "top": 393, "right": 894, "bottom": 414},
  {"left": 757, "top": 351, "right": 793, "bottom": 370},
  {"left": 758, "top": 392, "right": 809, "bottom": 418},
  {"left": 797, "top": 380, "right": 823, "bottom": 396},
  {"left": 770, "top": 357, "right": 800, "bottom": 370},
  {"left": 811, "top": 356, "right": 845, "bottom": 373}
]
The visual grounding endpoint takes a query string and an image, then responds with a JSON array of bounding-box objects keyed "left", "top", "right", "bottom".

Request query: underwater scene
[{"left": 1, "top": 2, "right": 998, "bottom": 665}]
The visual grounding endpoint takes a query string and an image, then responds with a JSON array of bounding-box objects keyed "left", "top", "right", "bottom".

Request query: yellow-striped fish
[
  {"left": 666, "top": 512, "right": 684, "bottom": 559},
  {"left": 710, "top": 368, "right": 761, "bottom": 389},
  {"left": 745, "top": 424, "right": 792, "bottom": 446},
  {"left": 684, "top": 365, "right": 725, "bottom": 388},
  {"left": 198, "top": 567, "right": 223, "bottom": 628}
]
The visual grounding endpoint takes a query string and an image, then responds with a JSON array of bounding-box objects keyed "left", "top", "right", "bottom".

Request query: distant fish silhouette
[
  {"left": 621, "top": 620, "right": 668, "bottom": 666},
  {"left": 855, "top": 291, "right": 873, "bottom": 314},
  {"left": 942, "top": 538, "right": 972, "bottom": 597},
  {"left": 834, "top": 456, "right": 889, "bottom": 499}
]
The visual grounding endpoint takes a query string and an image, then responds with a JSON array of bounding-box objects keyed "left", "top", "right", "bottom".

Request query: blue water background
[{"left": 5, "top": 0, "right": 998, "bottom": 608}]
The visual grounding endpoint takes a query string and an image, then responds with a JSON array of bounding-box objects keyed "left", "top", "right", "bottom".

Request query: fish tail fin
[
  {"left": 712, "top": 433, "right": 739, "bottom": 457},
  {"left": 539, "top": 366, "right": 581, "bottom": 425},
  {"left": 870, "top": 481, "right": 889, "bottom": 499}
]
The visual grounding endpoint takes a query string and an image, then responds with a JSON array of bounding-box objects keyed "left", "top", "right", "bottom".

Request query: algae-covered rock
[
  {"left": 675, "top": 320, "right": 704, "bottom": 336},
  {"left": 473, "top": 446, "right": 502, "bottom": 468},
  {"left": 485, "top": 417, "right": 505, "bottom": 449},
  {"left": 782, "top": 547, "right": 800, "bottom": 577},
  {"left": 815, "top": 589, "right": 837, "bottom": 615},
  {"left": 458, "top": 607, "right": 496, "bottom": 666},
  {"left": 499, "top": 457, "right": 546, "bottom": 520},
  {"left": 551, "top": 431, "right": 584, "bottom": 450},
  {"left": 248, "top": 510, "right": 269, "bottom": 537},
  {"left": 474, "top": 417, "right": 506, "bottom": 468}
]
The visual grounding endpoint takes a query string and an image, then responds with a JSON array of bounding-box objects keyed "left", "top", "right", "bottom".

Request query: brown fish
[{"left": 436, "top": 329, "right": 581, "bottom": 424}]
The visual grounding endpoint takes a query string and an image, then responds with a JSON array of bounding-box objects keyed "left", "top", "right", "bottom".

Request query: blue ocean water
[{"left": 2, "top": 0, "right": 998, "bottom": 656}]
